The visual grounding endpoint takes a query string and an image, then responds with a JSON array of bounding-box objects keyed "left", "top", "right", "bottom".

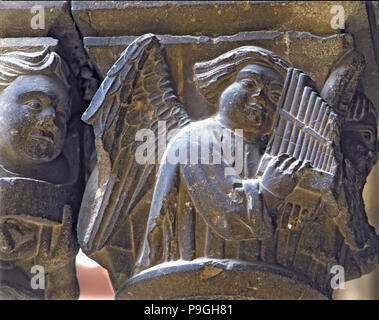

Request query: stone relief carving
[
  {"left": 77, "top": 34, "right": 379, "bottom": 299},
  {"left": 0, "top": 48, "right": 81, "bottom": 299},
  {"left": 322, "top": 50, "right": 379, "bottom": 280},
  {"left": 0, "top": 1, "right": 377, "bottom": 301}
]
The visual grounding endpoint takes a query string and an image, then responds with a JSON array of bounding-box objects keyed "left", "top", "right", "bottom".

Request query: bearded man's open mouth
[{"left": 29, "top": 130, "right": 55, "bottom": 145}]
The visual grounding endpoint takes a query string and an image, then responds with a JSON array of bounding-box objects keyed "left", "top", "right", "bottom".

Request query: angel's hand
[
  {"left": 35, "top": 205, "right": 78, "bottom": 272},
  {"left": 261, "top": 154, "right": 303, "bottom": 200},
  {"left": 293, "top": 160, "right": 316, "bottom": 180}
]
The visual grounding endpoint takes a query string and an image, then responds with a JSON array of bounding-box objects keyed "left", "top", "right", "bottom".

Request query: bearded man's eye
[
  {"left": 25, "top": 99, "right": 43, "bottom": 111},
  {"left": 360, "top": 130, "right": 373, "bottom": 143}
]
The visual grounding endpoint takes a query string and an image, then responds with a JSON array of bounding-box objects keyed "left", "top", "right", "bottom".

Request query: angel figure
[
  {"left": 78, "top": 34, "right": 350, "bottom": 299},
  {"left": 0, "top": 49, "right": 81, "bottom": 299}
]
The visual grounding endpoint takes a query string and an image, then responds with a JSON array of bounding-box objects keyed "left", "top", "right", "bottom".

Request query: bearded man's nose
[{"left": 37, "top": 106, "right": 56, "bottom": 126}]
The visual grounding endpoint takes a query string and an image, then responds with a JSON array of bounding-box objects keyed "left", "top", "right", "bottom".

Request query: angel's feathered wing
[{"left": 78, "top": 34, "right": 191, "bottom": 252}]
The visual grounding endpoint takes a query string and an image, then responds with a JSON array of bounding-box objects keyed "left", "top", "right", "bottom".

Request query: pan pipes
[{"left": 257, "top": 68, "right": 338, "bottom": 177}]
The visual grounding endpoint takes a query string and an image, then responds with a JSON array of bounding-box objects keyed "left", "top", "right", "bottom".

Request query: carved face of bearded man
[
  {"left": 0, "top": 74, "right": 71, "bottom": 166},
  {"left": 341, "top": 122, "right": 378, "bottom": 177},
  {"left": 340, "top": 93, "right": 379, "bottom": 178}
]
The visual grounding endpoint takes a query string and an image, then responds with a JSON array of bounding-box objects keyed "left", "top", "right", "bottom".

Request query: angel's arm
[
  {"left": 174, "top": 133, "right": 316, "bottom": 241},
  {"left": 180, "top": 161, "right": 275, "bottom": 241},
  {"left": 164, "top": 131, "right": 276, "bottom": 241}
]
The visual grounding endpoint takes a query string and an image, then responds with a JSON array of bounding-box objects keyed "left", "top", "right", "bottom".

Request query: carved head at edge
[
  {"left": 0, "top": 49, "right": 75, "bottom": 296},
  {"left": 0, "top": 49, "right": 71, "bottom": 168},
  {"left": 341, "top": 92, "right": 379, "bottom": 179}
]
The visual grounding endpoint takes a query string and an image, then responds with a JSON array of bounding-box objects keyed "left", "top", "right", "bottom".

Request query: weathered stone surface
[
  {"left": 0, "top": 1, "right": 100, "bottom": 106},
  {"left": 71, "top": 1, "right": 365, "bottom": 38},
  {"left": 372, "top": 1, "right": 379, "bottom": 29},
  {"left": 73, "top": 1, "right": 379, "bottom": 122},
  {"left": 84, "top": 31, "right": 354, "bottom": 119},
  {"left": 0, "top": 1, "right": 377, "bottom": 300},
  {"left": 118, "top": 259, "right": 328, "bottom": 300},
  {"left": 78, "top": 34, "right": 379, "bottom": 299},
  {"left": 0, "top": 1, "right": 68, "bottom": 38},
  {"left": 0, "top": 37, "right": 58, "bottom": 54}
]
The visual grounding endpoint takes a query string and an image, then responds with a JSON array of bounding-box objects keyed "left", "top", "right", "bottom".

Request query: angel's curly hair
[
  {"left": 0, "top": 47, "right": 70, "bottom": 93},
  {"left": 193, "top": 46, "right": 292, "bottom": 107}
]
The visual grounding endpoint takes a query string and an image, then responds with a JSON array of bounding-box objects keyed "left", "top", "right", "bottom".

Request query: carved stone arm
[{"left": 181, "top": 161, "right": 274, "bottom": 241}]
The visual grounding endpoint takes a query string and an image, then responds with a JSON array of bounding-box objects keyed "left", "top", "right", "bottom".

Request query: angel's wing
[{"left": 78, "top": 34, "right": 191, "bottom": 252}]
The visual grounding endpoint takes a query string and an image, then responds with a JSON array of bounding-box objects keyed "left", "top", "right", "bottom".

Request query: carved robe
[{"left": 135, "top": 118, "right": 275, "bottom": 273}]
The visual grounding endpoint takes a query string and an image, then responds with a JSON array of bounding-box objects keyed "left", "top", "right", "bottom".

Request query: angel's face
[
  {"left": 218, "top": 64, "right": 283, "bottom": 138},
  {"left": 0, "top": 74, "right": 71, "bottom": 166}
]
